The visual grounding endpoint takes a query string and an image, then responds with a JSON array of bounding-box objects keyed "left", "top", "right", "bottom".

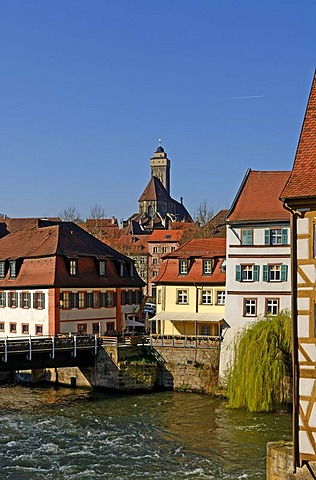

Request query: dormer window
[
  {"left": 119, "top": 262, "right": 124, "bottom": 277},
  {"left": 99, "top": 260, "right": 106, "bottom": 276},
  {"left": 0, "top": 261, "right": 6, "bottom": 278},
  {"left": 179, "top": 259, "right": 188, "bottom": 275},
  {"left": 9, "top": 261, "right": 17, "bottom": 278},
  {"left": 69, "top": 260, "right": 77, "bottom": 276},
  {"left": 203, "top": 260, "right": 212, "bottom": 275}
]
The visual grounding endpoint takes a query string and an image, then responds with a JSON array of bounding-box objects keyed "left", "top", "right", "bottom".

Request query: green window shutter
[
  {"left": 86, "top": 293, "right": 93, "bottom": 308},
  {"left": 235, "top": 265, "right": 241, "bottom": 281},
  {"left": 281, "top": 265, "right": 288, "bottom": 281},
  {"left": 263, "top": 265, "right": 269, "bottom": 282},
  {"left": 113, "top": 292, "right": 117, "bottom": 307},
  {"left": 19, "top": 292, "right": 22, "bottom": 308},
  {"left": 253, "top": 265, "right": 259, "bottom": 281},
  {"left": 3, "top": 292, "right": 6, "bottom": 308},
  {"left": 264, "top": 230, "right": 270, "bottom": 245},
  {"left": 42, "top": 293, "right": 45, "bottom": 309},
  {"left": 33, "top": 293, "right": 36, "bottom": 308},
  {"left": 281, "top": 229, "right": 288, "bottom": 244},
  {"left": 101, "top": 292, "right": 107, "bottom": 308}
]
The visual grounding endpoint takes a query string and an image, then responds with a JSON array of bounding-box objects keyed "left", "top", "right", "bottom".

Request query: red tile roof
[
  {"left": 148, "top": 230, "right": 184, "bottom": 242},
  {"left": 154, "top": 258, "right": 225, "bottom": 285},
  {"left": 228, "top": 170, "right": 291, "bottom": 222},
  {"left": 154, "top": 237, "right": 226, "bottom": 284},
  {"left": 138, "top": 176, "right": 171, "bottom": 202},
  {"left": 281, "top": 71, "right": 316, "bottom": 200},
  {"left": 166, "top": 237, "right": 226, "bottom": 258}
]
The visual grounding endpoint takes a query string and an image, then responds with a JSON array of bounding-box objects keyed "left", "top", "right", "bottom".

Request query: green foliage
[{"left": 226, "top": 311, "right": 292, "bottom": 412}]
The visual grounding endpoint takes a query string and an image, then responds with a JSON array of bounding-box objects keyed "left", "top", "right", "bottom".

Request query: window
[
  {"left": 21, "top": 323, "right": 29, "bottom": 334},
  {"left": 201, "top": 325, "right": 211, "bottom": 336},
  {"left": 263, "top": 264, "right": 288, "bottom": 282},
  {"left": 179, "top": 259, "right": 188, "bottom": 275},
  {"left": 99, "top": 261, "right": 106, "bottom": 276},
  {"left": 244, "top": 299, "right": 257, "bottom": 317},
  {"left": 119, "top": 263, "right": 124, "bottom": 277},
  {"left": 162, "top": 246, "right": 167, "bottom": 253},
  {"left": 9, "top": 261, "right": 17, "bottom": 278},
  {"left": 0, "top": 291, "right": 6, "bottom": 307},
  {"left": 92, "top": 323, "right": 100, "bottom": 334},
  {"left": 217, "top": 291, "right": 226, "bottom": 305},
  {"left": 106, "top": 322, "right": 115, "bottom": 332},
  {"left": 78, "top": 292, "right": 86, "bottom": 309},
  {"left": 265, "top": 228, "right": 288, "bottom": 245},
  {"left": 241, "top": 229, "right": 253, "bottom": 245},
  {"left": 157, "top": 289, "right": 162, "bottom": 304},
  {"left": 153, "top": 258, "right": 158, "bottom": 265},
  {"left": 140, "top": 257, "right": 145, "bottom": 264},
  {"left": 93, "top": 291, "right": 100, "bottom": 308},
  {"left": 266, "top": 299, "right": 279, "bottom": 316},
  {"left": 10, "top": 322, "right": 17, "bottom": 333},
  {"left": 8, "top": 292, "right": 18, "bottom": 308},
  {"left": 0, "top": 261, "right": 6, "bottom": 278},
  {"left": 0, "top": 322, "right": 4, "bottom": 331},
  {"left": 69, "top": 260, "right": 77, "bottom": 276},
  {"left": 153, "top": 246, "right": 158, "bottom": 253},
  {"left": 35, "top": 325, "right": 43, "bottom": 335},
  {"left": 106, "top": 291, "right": 114, "bottom": 307},
  {"left": 236, "top": 265, "right": 259, "bottom": 282},
  {"left": 140, "top": 270, "right": 145, "bottom": 277},
  {"left": 177, "top": 289, "right": 188, "bottom": 304},
  {"left": 171, "top": 247, "right": 176, "bottom": 252},
  {"left": 21, "top": 292, "right": 31, "bottom": 309},
  {"left": 77, "top": 323, "right": 87, "bottom": 335},
  {"left": 152, "top": 271, "right": 158, "bottom": 277},
  {"left": 130, "top": 263, "right": 134, "bottom": 277},
  {"left": 203, "top": 260, "right": 212, "bottom": 275},
  {"left": 202, "top": 290, "right": 212, "bottom": 304},
  {"left": 34, "top": 292, "right": 45, "bottom": 309},
  {"left": 62, "top": 292, "right": 71, "bottom": 309}
]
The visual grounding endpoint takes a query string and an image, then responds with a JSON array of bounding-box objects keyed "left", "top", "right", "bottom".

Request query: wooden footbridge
[{"left": 0, "top": 335, "right": 100, "bottom": 372}]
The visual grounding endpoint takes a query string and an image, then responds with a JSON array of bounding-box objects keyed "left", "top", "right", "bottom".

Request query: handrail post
[
  {"left": 73, "top": 335, "right": 77, "bottom": 357},
  {"left": 51, "top": 336, "right": 55, "bottom": 359},
  {"left": 94, "top": 334, "right": 98, "bottom": 356},
  {"left": 3, "top": 337, "right": 7, "bottom": 363},
  {"left": 28, "top": 335, "right": 32, "bottom": 361}
]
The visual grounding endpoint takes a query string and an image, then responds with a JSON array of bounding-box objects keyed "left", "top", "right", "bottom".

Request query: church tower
[{"left": 150, "top": 145, "right": 170, "bottom": 194}]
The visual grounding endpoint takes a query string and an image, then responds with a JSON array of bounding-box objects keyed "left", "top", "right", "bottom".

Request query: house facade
[
  {"left": 281, "top": 72, "right": 316, "bottom": 468},
  {"left": 152, "top": 238, "right": 226, "bottom": 339},
  {"left": 0, "top": 219, "right": 144, "bottom": 337},
  {"left": 222, "top": 169, "right": 291, "bottom": 376}
]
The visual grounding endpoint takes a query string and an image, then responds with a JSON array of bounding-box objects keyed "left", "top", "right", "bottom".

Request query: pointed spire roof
[{"left": 281, "top": 71, "right": 316, "bottom": 200}]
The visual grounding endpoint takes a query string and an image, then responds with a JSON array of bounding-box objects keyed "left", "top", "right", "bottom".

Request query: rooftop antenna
[{"left": 158, "top": 138, "right": 162, "bottom": 147}]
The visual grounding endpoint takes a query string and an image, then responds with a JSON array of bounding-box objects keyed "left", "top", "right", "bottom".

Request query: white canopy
[{"left": 150, "top": 312, "right": 225, "bottom": 323}]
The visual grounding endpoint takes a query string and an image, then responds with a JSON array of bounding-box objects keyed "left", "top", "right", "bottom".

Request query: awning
[
  {"left": 126, "top": 318, "right": 144, "bottom": 327},
  {"left": 150, "top": 312, "right": 225, "bottom": 323}
]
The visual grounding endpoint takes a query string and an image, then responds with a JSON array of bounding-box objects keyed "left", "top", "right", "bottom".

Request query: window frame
[
  {"left": 203, "top": 259, "right": 212, "bottom": 276},
  {"left": 9, "top": 261, "right": 17, "bottom": 278},
  {"left": 35, "top": 324, "right": 43, "bottom": 336},
  {"left": 241, "top": 229, "right": 253, "bottom": 246},
  {"left": 201, "top": 290, "right": 212, "bottom": 305},
  {"left": 243, "top": 298, "right": 257, "bottom": 317},
  {"left": 9, "top": 322, "right": 17, "bottom": 333},
  {"left": 0, "top": 261, "right": 6, "bottom": 278},
  {"left": 69, "top": 259, "right": 78, "bottom": 276},
  {"left": 177, "top": 289, "right": 188, "bottom": 305},
  {"left": 216, "top": 290, "right": 226, "bottom": 305},
  {"left": 21, "top": 323, "right": 29, "bottom": 335},
  {"left": 266, "top": 298, "right": 279, "bottom": 316},
  {"left": 99, "top": 260, "right": 106, "bottom": 277},
  {"left": 179, "top": 259, "right": 188, "bottom": 275}
]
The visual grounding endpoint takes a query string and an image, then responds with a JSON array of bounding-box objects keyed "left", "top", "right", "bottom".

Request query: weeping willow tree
[{"left": 226, "top": 311, "right": 292, "bottom": 412}]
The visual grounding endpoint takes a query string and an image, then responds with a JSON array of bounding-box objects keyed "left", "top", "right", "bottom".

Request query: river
[{"left": 0, "top": 385, "right": 291, "bottom": 480}]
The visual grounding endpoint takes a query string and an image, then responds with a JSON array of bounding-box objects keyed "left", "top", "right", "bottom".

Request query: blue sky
[{"left": 0, "top": 1, "right": 315, "bottom": 221}]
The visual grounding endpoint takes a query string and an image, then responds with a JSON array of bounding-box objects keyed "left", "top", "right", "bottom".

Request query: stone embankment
[{"left": 266, "top": 442, "right": 316, "bottom": 479}]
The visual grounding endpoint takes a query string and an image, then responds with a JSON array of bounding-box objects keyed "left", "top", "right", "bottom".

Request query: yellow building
[{"left": 152, "top": 238, "right": 226, "bottom": 343}]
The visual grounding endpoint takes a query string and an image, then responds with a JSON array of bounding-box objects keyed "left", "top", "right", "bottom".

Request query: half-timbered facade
[{"left": 281, "top": 71, "right": 316, "bottom": 469}]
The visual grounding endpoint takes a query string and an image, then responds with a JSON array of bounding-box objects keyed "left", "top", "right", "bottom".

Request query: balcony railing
[{"left": 149, "top": 334, "right": 221, "bottom": 349}]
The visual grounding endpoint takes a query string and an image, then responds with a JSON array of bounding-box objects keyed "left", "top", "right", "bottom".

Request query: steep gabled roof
[
  {"left": 281, "top": 71, "right": 316, "bottom": 200},
  {"left": 138, "top": 176, "right": 171, "bottom": 202},
  {"left": 227, "top": 170, "right": 291, "bottom": 222}
]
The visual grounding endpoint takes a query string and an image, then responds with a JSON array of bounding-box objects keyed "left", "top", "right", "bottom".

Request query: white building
[{"left": 221, "top": 169, "right": 291, "bottom": 377}]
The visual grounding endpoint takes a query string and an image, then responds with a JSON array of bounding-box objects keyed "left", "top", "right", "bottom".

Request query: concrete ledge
[{"left": 267, "top": 442, "right": 316, "bottom": 479}]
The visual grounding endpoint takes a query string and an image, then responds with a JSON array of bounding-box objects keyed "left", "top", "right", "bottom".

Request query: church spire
[{"left": 150, "top": 143, "right": 171, "bottom": 194}]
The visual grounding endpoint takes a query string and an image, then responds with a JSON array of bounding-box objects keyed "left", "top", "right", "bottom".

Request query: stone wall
[
  {"left": 266, "top": 442, "right": 316, "bottom": 479},
  {"left": 154, "top": 346, "right": 220, "bottom": 394}
]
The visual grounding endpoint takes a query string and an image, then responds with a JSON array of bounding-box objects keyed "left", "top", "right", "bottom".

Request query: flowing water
[{"left": 0, "top": 385, "right": 291, "bottom": 480}]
